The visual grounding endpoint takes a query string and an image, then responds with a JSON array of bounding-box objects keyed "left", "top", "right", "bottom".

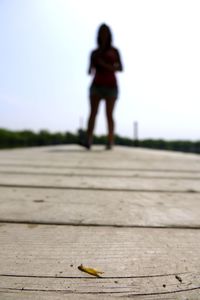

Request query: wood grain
[
  {"left": 1, "top": 165, "right": 200, "bottom": 179},
  {"left": 0, "top": 187, "right": 200, "bottom": 228},
  {"left": 0, "top": 172, "right": 200, "bottom": 193},
  {"left": 1, "top": 289, "right": 200, "bottom": 300},
  {"left": 0, "top": 145, "right": 200, "bottom": 172},
  {"left": 1, "top": 273, "right": 200, "bottom": 298},
  {"left": 0, "top": 224, "right": 200, "bottom": 298},
  {"left": 0, "top": 223, "right": 200, "bottom": 277},
  {"left": 1, "top": 145, "right": 200, "bottom": 299}
]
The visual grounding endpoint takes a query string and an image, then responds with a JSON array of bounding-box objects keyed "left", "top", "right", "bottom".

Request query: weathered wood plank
[
  {"left": 0, "top": 145, "right": 200, "bottom": 172},
  {"left": 0, "top": 273, "right": 200, "bottom": 298},
  {"left": 1, "top": 165, "right": 200, "bottom": 179},
  {"left": 0, "top": 224, "right": 200, "bottom": 298},
  {"left": 0, "top": 161, "right": 200, "bottom": 172},
  {"left": 1, "top": 289, "right": 200, "bottom": 300},
  {"left": 1, "top": 145, "right": 200, "bottom": 299},
  {"left": 0, "top": 173, "right": 199, "bottom": 192},
  {"left": 1, "top": 223, "right": 200, "bottom": 277},
  {"left": 0, "top": 187, "right": 200, "bottom": 228}
]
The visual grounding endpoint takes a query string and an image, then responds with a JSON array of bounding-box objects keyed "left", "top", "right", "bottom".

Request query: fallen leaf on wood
[{"left": 78, "top": 264, "right": 104, "bottom": 278}]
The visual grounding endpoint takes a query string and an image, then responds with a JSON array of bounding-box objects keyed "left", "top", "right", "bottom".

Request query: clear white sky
[{"left": 0, "top": 0, "right": 200, "bottom": 140}]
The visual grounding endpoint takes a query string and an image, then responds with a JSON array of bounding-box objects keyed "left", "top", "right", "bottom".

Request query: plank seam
[
  {"left": 1, "top": 163, "right": 200, "bottom": 173},
  {"left": 0, "top": 272, "right": 192, "bottom": 279},
  {"left": 0, "top": 170, "right": 200, "bottom": 181},
  {"left": 1, "top": 220, "right": 200, "bottom": 230},
  {"left": 0, "top": 184, "right": 198, "bottom": 194}
]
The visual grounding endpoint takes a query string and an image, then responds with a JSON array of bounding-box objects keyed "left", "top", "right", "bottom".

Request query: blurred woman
[{"left": 85, "top": 23, "right": 123, "bottom": 150}]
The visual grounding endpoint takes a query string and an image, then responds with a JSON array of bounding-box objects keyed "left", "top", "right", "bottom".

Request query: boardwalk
[{"left": 0, "top": 145, "right": 200, "bottom": 299}]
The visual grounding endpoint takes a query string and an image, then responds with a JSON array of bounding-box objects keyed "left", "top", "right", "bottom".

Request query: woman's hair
[{"left": 97, "top": 23, "right": 112, "bottom": 49}]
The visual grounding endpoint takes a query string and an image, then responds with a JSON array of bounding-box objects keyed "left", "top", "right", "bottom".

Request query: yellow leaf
[{"left": 78, "top": 264, "right": 104, "bottom": 278}]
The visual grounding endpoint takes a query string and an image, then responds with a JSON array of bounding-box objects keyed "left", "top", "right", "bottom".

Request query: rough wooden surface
[
  {"left": 1, "top": 164, "right": 200, "bottom": 179},
  {"left": 0, "top": 173, "right": 200, "bottom": 192},
  {"left": 0, "top": 145, "right": 200, "bottom": 171},
  {"left": 1, "top": 290, "right": 200, "bottom": 300},
  {"left": 0, "top": 187, "right": 200, "bottom": 227},
  {"left": 1, "top": 272, "right": 200, "bottom": 297},
  {"left": 0, "top": 145, "right": 200, "bottom": 299},
  {"left": 1, "top": 223, "right": 200, "bottom": 277}
]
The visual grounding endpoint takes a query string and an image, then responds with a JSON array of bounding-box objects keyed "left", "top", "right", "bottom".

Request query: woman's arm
[
  {"left": 115, "top": 49, "right": 123, "bottom": 71},
  {"left": 88, "top": 51, "right": 96, "bottom": 75}
]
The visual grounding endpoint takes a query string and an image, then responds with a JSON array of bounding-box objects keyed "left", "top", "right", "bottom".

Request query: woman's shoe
[
  {"left": 79, "top": 140, "right": 91, "bottom": 150},
  {"left": 78, "top": 130, "right": 91, "bottom": 150},
  {"left": 105, "top": 143, "right": 113, "bottom": 150}
]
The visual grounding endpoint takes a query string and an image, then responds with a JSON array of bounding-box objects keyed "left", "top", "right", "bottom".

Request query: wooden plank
[
  {"left": 0, "top": 173, "right": 199, "bottom": 192},
  {"left": 0, "top": 273, "right": 200, "bottom": 299},
  {"left": 1, "top": 145, "right": 200, "bottom": 299},
  {"left": 0, "top": 187, "right": 200, "bottom": 228},
  {"left": 1, "top": 160, "right": 200, "bottom": 174},
  {"left": 1, "top": 223, "right": 200, "bottom": 277},
  {"left": 1, "top": 165, "right": 200, "bottom": 179},
  {"left": 1, "top": 289, "right": 200, "bottom": 300},
  {"left": 0, "top": 224, "right": 200, "bottom": 298},
  {"left": 0, "top": 146, "right": 200, "bottom": 172}
]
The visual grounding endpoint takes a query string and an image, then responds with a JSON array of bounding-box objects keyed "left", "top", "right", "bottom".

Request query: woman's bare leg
[
  {"left": 87, "top": 95, "right": 101, "bottom": 146},
  {"left": 105, "top": 97, "right": 116, "bottom": 147}
]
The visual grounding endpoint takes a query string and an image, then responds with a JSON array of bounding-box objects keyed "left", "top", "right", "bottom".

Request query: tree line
[{"left": 0, "top": 128, "right": 200, "bottom": 154}]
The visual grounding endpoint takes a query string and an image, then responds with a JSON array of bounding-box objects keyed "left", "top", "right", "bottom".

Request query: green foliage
[
  {"left": 0, "top": 128, "right": 200, "bottom": 154},
  {"left": 0, "top": 128, "right": 78, "bottom": 148},
  {"left": 137, "top": 139, "right": 200, "bottom": 154}
]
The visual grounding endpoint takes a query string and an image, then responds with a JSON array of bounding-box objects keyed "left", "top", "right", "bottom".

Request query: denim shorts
[{"left": 90, "top": 84, "right": 118, "bottom": 99}]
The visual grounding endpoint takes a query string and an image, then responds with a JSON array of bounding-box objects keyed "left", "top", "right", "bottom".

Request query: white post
[
  {"left": 133, "top": 121, "right": 138, "bottom": 141},
  {"left": 79, "top": 116, "right": 84, "bottom": 129}
]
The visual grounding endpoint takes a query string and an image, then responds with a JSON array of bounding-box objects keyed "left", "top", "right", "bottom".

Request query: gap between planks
[
  {"left": 0, "top": 170, "right": 200, "bottom": 181},
  {"left": 1, "top": 220, "right": 200, "bottom": 230},
  {"left": 1, "top": 162, "right": 200, "bottom": 173},
  {"left": 0, "top": 273, "right": 200, "bottom": 297},
  {"left": 0, "top": 183, "right": 198, "bottom": 194}
]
